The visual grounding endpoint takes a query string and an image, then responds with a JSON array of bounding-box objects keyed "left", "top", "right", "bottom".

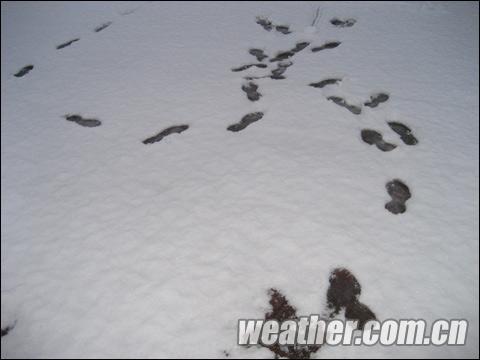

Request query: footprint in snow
[
  {"left": 94, "top": 22, "right": 112, "bottom": 33},
  {"left": 64, "top": 114, "right": 101, "bottom": 127},
  {"left": 330, "top": 18, "right": 356, "bottom": 27},
  {"left": 327, "top": 96, "right": 362, "bottom": 115},
  {"left": 309, "top": 78, "right": 342, "bottom": 88},
  {"left": 256, "top": 17, "right": 273, "bottom": 31},
  {"left": 327, "top": 268, "right": 376, "bottom": 330},
  {"left": 227, "top": 112, "right": 264, "bottom": 132},
  {"left": 311, "top": 41, "right": 341, "bottom": 52},
  {"left": 231, "top": 63, "right": 268, "bottom": 72},
  {"left": 385, "top": 179, "right": 411, "bottom": 214},
  {"left": 270, "top": 61, "right": 293, "bottom": 80},
  {"left": 388, "top": 121, "right": 418, "bottom": 145},
  {"left": 275, "top": 25, "right": 291, "bottom": 34},
  {"left": 248, "top": 48, "right": 268, "bottom": 62},
  {"left": 242, "top": 82, "right": 261, "bottom": 102},
  {"left": 1, "top": 322, "right": 16, "bottom": 337},
  {"left": 361, "top": 129, "right": 397, "bottom": 152},
  {"left": 142, "top": 125, "right": 189, "bottom": 144},
  {"left": 364, "top": 93, "right": 389, "bottom": 108},
  {"left": 269, "top": 42, "right": 310, "bottom": 62},
  {"left": 14, "top": 65, "right": 34, "bottom": 78},
  {"left": 56, "top": 38, "right": 80, "bottom": 50}
]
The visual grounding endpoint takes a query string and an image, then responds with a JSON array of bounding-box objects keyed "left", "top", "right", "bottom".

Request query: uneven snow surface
[{"left": 1, "top": 1, "right": 479, "bottom": 358}]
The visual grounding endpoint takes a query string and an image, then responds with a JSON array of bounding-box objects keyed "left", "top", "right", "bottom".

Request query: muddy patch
[
  {"left": 56, "top": 38, "right": 80, "bottom": 50},
  {"left": 309, "top": 78, "right": 341, "bottom": 88},
  {"left": 263, "top": 289, "right": 321, "bottom": 359},
  {"left": 364, "top": 93, "right": 389, "bottom": 108},
  {"left": 64, "top": 114, "right": 101, "bottom": 127},
  {"left": 327, "top": 268, "right": 376, "bottom": 330},
  {"left": 388, "top": 122, "right": 418, "bottom": 145},
  {"left": 311, "top": 42, "right": 341, "bottom": 52},
  {"left": 385, "top": 179, "right": 411, "bottom": 214},
  {"left": 227, "top": 112, "right": 264, "bottom": 132},
  {"left": 242, "top": 82, "right": 261, "bottom": 102},
  {"left": 143, "top": 125, "right": 189, "bottom": 144},
  {"left": 361, "top": 129, "right": 397, "bottom": 152},
  {"left": 330, "top": 18, "right": 356, "bottom": 27},
  {"left": 14, "top": 65, "right": 34, "bottom": 78},
  {"left": 327, "top": 96, "right": 361, "bottom": 115}
]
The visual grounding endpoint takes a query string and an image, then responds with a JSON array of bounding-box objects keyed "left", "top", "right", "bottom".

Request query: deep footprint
[
  {"left": 275, "top": 25, "right": 291, "bottom": 34},
  {"left": 56, "top": 38, "right": 80, "bottom": 50},
  {"left": 330, "top": 18, "right": 356, "bottom": 27},
  {"left": 94, "top": 21, "right": 112, "bottom": 32},
  {"left": 327, "top": 96, "right": 361, "bottom": 115},
  {"left": 270, "top": 61, "right": 292, "bottom": 79},
  {"left": 327, "top": 268, "right": 376, "bottom": 330},
  {"left": 227, "top": 112, "right": 264, "bottom": 132},
  {"left": 64, "top": 114, "right": 101, "bottom": 127},
  {"left": 361, "top": 129, "right": 397, "bottom": 152},
  {"left": 388, "top": 122, "right": 418, "bottom": 145},
  {"left": 385, "top": 179, "right": 411, "bottom": 214},
  {"left": 231, "top": 63, "right": 268, "bottom": 72},
  {"left": 364, "top": 93, "right": 389, "bottom": 108},
  {"left": 249, "top": 48, "right": 268, "bottom": 62},
  {"left": 311, "top": 41, "right": 341, "bottom": 52},
  {"left": 264, "top": 289, "right": 321, "bottom": 359},
  {"left": 242, "top": 82, "right": 261, "bottom": 101},
  {"left": 270, "top": 42, "right": 310, "bottom": 62},
  {"left": 142, "top": 125, "right": 189, "bottom": 144},
  {"left": 256, "top": 17, "right": 273, "bottom": 31},
  {"left": 14, "top": 65, "right": 34, "bottom": 78},
  {"left": 309, "top": 78, "right": 341, "bottom": 88}
]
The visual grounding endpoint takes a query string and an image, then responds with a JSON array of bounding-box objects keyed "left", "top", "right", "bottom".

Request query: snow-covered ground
[{"left": 1, "top": 1, "right": 478, "bottom": 358}]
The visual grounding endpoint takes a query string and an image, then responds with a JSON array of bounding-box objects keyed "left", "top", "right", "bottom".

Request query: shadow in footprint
[
  {"left": 312, "top": 42, "right": 341, "bottom": 52},
  {"left": 364, "top": 93, "right": 389, "bottom": 108},
  {"left": 232, "top": 63, "right": 268, "bottom": 72},
  {"left": 94, "top": 22, "right": 112, "bottom": 33},
  {"left": 56, "top": 38, "right": 80, "bottom": 50},
  {"left": 227, "top": 112, "right": 264, "bottom": 132},
  {"left": 143, "top": 125, "right": 189, "bottom": 144},
  {"left": 14, "top": 65, "right": 34, "bottom": 78},
  {"left": 64, "top": 114, "right": 101, "bottom": 127},
  {"left": 330, "top": 18, "right": 356, "bottom": 27},
  {"left": 388, "top": 122, "right": 418, "bottom": 145},
  {"left": 242, "top": 82, "right": 261, "bottom": 102},
  {"left": 309, "top": 78, "right": 341, "bottom": 88},
  {"left": 361, "top": 129, "right": 396, "bottom": 152},
  {"left": 249, "top": 49, "right": 268, "bottom": 62},
  {"left": 385, "top": 179, "right": 411, "bottom": 214},
  {"left": 327, "top": 268, "right": 376, "bottom": 330},
  {"left": 327, "top": 96, "right": 361, "bottom": 115}
]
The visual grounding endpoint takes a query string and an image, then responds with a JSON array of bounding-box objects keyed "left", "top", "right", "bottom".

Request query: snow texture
[{"left": 1, "top": 1, "right": 479, "bottom": 358}]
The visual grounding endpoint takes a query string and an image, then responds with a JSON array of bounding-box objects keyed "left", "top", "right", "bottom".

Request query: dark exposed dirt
[{"left": 14, "top": 65, "right": 34, "bottom": 78}]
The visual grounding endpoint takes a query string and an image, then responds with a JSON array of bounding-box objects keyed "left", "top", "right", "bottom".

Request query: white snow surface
[{"left": 1, "top": 1, "right": 478, "bottom": 358}]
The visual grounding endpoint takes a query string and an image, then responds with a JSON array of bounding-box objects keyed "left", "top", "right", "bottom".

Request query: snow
[{"left": 1, "top": 1, "right": 478, "bottom": 358}]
